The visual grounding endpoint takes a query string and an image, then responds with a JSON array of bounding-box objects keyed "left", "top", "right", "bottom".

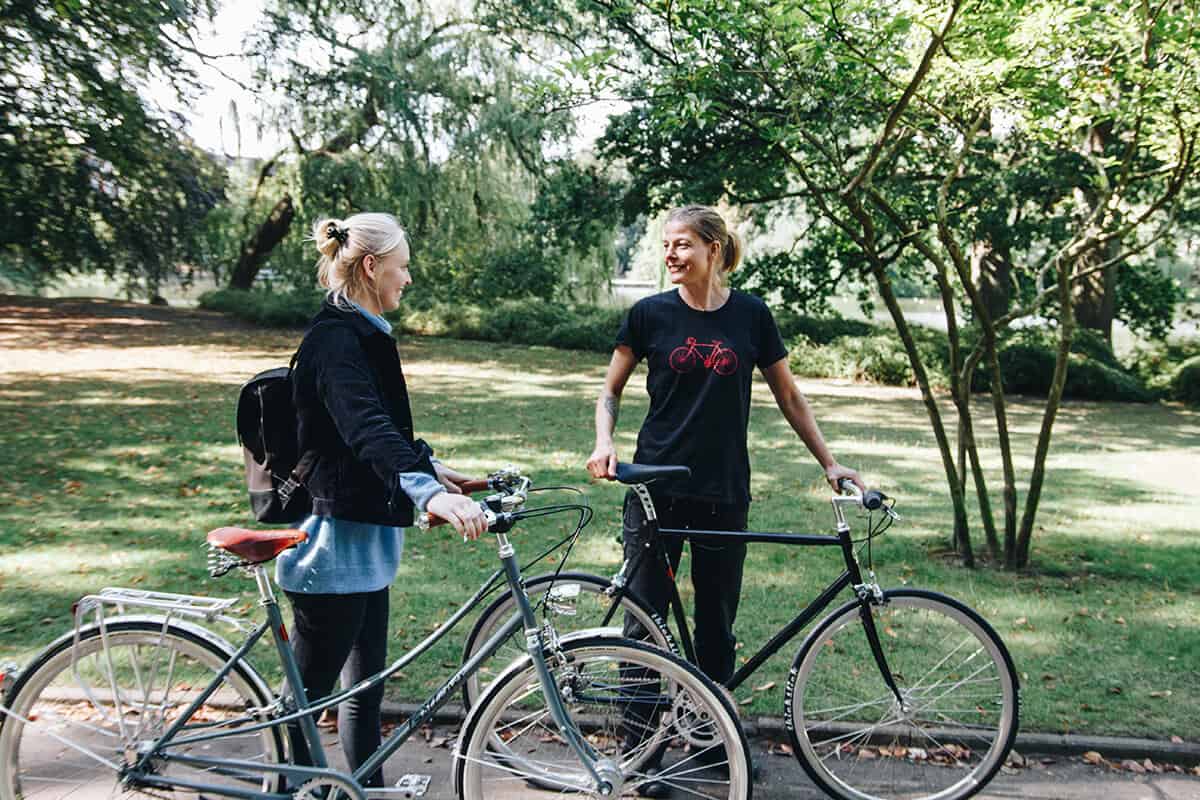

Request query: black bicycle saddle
[{"left": 614, "top": 462, "right": 692, "bottom": 485}]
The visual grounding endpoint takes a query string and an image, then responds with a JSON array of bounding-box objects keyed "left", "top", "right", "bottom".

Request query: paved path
[{"left": 317, "top": 722, "right": 1200, "bottom": 800}]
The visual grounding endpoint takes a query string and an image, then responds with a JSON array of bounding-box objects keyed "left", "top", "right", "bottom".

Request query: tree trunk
[
  {"left": 228, "top": 194, "right": 295, "bottom": 290},
  {"left": 1015, "top": 259, "right": 1075, "bottom": 567},
  {"left": 1071, "top": 123, "right": 1117, "bottom": 343},
  {"left": 871, "top": 262, "right": 973, "bottom": 566},
  {"left": 1071, "top": 239, "right": 1119, "bottom": 342},
  {"left": 971, "top": 237, "right": 1013, "bottom": 321}
]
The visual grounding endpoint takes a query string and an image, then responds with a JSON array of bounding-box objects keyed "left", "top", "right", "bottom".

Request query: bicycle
[
  {"left": 668, "top": 338, "right": 739, "bottom": 376},
  {"left": 461, "top": 463, "right": 1021, "bottom": 800},
  {"left": 0, "top": 468, "right": 753, "bottom": 800}
]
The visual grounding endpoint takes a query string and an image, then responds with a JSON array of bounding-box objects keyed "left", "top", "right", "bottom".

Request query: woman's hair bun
[{"left": 313, "top": 217, "right": 349, "bottom": 258}]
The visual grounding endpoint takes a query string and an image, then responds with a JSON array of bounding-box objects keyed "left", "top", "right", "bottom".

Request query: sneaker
[{"left": 634, "top": 767, "right": 672, "bottom": 798}]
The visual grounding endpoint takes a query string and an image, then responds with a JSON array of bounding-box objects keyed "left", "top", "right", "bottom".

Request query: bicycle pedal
[{"left": 386, "top": 775, "right": 430, "bottom": 798}]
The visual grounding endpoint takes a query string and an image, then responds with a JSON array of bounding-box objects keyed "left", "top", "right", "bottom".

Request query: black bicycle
[{"left": 461, "top": 463, "right": 1020, "bottom": 800}]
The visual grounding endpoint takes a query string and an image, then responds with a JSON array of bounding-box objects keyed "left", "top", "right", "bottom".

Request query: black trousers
[
  {"left": 284, "top": 588, "right": 389, "bottom": 787},
  {"left": 620, "top": 490, "right": 749, "bottom": 685}
]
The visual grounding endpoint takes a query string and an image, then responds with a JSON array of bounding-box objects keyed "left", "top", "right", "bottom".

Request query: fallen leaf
[
  {"left": 767, "top": 741, "right": 793, "bottom": 757},
  {"left": 1082, "top": 751, "right": 1105, "bottom": 765},
  {"left": 1108, "top": 686, "right": 1122, "bottom": 695},
  {"left": 1191, "top": 765, "right": 1200, "bottom": 777},
  {"left": 739, "top": 697, "right": 754, "bottom": 706},
  {"left": 753, "top": 681, "right": 776, "bottom": 692},
  {"left": 1142, "top": 758, "right": 1162, "bottom": 774},
  {"left": 1075, "top": 607, "right": 1090, "bottom": 617},
  {"left": 1149, "top": 690, "right": 1173, "bottom": 699},
  {"left": 1041, "top": 673, "right": 1056, "bottom": 682},
  {"left": 1013, "top": 617, "right": 1027, "bottom": 626},
  {"left": 1114, "top": 617, "right": 1126, "bottom": 625},
  {"left": 1170, "top": 735, "right": 1183, "bottom": 744},
  {"left": 1120, "top": 759, "right": 1146, "bottom": 774}
]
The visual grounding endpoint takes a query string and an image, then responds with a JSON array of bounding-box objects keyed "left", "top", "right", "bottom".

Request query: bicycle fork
[{"left": 496, "top": 532, "right": 623, "bottom": 796}]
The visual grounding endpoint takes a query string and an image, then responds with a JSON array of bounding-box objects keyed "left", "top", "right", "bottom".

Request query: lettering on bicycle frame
[{"left": 668, "top": 337, "right": 739, "bottom": 376}]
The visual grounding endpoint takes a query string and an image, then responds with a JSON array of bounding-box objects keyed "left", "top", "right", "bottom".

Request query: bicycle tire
[
  {"left": 0, "top": 617, "right": 286, "bottom": 800},
  {"left": 455, "top": 635, "right": 752, "bottom": 800},
  {"left": 786, "top": 589, "right": 1019, "bottom": 800},
  {"left": 460, "top": 571, "right": 675, "bottom": 710}
]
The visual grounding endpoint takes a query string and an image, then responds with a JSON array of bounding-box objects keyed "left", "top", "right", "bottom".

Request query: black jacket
[{"left": 292, "top": 300, "right": 435, "bottom": 526}]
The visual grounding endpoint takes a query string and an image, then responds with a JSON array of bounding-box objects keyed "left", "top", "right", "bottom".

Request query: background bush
[
  {"left": 1170, "top": 355, "right": 1200, "bottom": 404},
  {"left": 201, "top": 289, "right": 1172, "bottom": 402}
]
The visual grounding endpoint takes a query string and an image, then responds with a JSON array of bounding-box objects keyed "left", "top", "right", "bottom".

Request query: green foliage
[
  {"left": 0, "top": 0, "right": 224, "bottom": 296},
  {"left": 200, "top": 287, "right": 624, "bottom": 353},
  {"left": 773, "top": 311, "right": 877, "bottom": 346},
  {"left": 1170, "top": 356, "right": 1200, "bottom": 405},
  {"left": 1128, "top": 338, "right": 1200, "bottom": 393},
  {"left": 198, "top": 288, "right": 324, "bottom": 328},
  {"left": 976, "top": 329, "right": 1155, "bottom": 403}
]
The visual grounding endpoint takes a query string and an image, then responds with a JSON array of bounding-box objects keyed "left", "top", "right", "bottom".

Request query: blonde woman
[
  {"left": 276, "top": 212, "right": 486, "bottom": 786},
  {"left": 586, "top": 205, "right": 862, "bottom": 795}
]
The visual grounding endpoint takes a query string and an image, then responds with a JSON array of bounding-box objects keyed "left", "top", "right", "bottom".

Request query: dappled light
[{"left": 0, "top": 296, "right": 1197, "bottom": 739}]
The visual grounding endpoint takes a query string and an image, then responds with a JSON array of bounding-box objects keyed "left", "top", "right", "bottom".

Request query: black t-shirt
[{"left": 616, "top": 289, "right": 788, "bottom": 507}]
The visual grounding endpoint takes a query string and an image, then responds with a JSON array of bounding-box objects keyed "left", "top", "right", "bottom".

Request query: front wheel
[
  {"left": 0, "top": 618, "right": 286, "bottom": 800},
  {"left": 787, "top": 589, "right": 1019, "bottom": 800},
  {"left": 460, "top": 572, "right": 675, "bottom": 710},
  {"left": 456, "top": 636, "right": 752, "bottom": 800}
]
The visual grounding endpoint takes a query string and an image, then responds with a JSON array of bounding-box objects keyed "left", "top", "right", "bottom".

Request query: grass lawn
[{"left": 0, "top": 295, "right": 1197, "bottom": 740}]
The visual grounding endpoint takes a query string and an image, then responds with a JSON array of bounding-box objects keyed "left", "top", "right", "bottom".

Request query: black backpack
[{"left": 235, "top": 359, "right": 319, "bottom": 524}]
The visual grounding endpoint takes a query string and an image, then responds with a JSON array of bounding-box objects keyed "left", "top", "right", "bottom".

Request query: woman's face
[
  {"left": 365, "top": 240, "right": 412, "bottom": 313},
  {"left": 662, "top": 220, "right": 718, "bottom": 287}
]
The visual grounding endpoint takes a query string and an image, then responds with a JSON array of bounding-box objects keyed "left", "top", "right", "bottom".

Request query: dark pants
[
  {"left": 284, "top": 588, "right": 389, "bottom": 787},
  {"left": 621, "top": 490, "right": 749, "bottom": 684}
]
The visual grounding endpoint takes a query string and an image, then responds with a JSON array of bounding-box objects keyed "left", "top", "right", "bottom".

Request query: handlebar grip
[
  {"left": 862, "top": 489, "right": 886, "bottom": 511},
  {"left": 418, "top": 512, "right": 450, "bottom": 529},
  {"left": 454, "top": 479, "right": 491, "bottom": 494}
]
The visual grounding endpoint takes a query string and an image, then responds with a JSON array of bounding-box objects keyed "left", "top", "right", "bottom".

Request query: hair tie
[{"left": 326, "top": 222, "right": 349, "bottom": 247}]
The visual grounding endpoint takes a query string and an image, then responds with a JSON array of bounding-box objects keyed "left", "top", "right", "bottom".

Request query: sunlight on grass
[{"left": 2, "top": 326, "right": 1197, "bottom": 739}]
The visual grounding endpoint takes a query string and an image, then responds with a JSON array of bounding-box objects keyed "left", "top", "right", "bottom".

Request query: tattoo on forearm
[{"left": 603, "top": 394, "right": 620, "bottom": 426}]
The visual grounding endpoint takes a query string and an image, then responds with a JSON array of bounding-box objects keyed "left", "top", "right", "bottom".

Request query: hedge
[{"left": 201, "top": 288, "right": 1166, "bottom": 403}]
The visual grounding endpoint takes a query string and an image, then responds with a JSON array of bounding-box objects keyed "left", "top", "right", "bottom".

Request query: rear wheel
[
  {"left": 456, "top": 636, "right": 752, "bottom": 799},
  {"left": 0, "top": 619, "right": 286, "bottom": 800},
  {"left": 787, "top": 589, "right": 1019, "bottom": 800}
]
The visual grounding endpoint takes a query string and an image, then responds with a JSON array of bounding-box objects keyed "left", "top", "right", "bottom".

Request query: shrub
[
  {"left": 773, "top": 310, "right": 877, "bottom": 345},
  {"left": 1171, "top": 355, "right": 1200, "bottom": 405},
  {"left": 198, "top": 288, "right": 323, "bottom": 327},
  {"left": 1128, "top": 338, "right": 1200, "bottom": 393},
  {"left": 788, "top": 335, "right": 850, "bottom": 379}
]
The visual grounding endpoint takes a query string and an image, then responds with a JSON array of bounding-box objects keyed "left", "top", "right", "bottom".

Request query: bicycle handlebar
[
  {"left": 836, "top": 478, "right": 888, "bottom": 512},
  {"left": 418, "top": 467, "right": 529, "bottom": 532}
]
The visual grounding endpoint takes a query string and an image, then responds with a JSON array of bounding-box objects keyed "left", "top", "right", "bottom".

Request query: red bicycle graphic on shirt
[{"left": 668, "top": 337, "right": 740, "bottom": 375}]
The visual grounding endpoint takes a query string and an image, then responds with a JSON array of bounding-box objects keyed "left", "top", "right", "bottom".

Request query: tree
[
  {"left": 226, "top": 0, "right": 610, "bottom": 300},
  {"left": 501, "top": 0, "right": 1200, "bottom": 567},
  {"left": 0, "top": 0, "right": 226, "bottom": 297}
]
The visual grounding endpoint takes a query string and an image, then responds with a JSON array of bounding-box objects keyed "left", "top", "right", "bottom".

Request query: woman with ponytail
[
  {"left": 277, "top": 212, "right": 486, "bottom": 787},
  {"left": 585, "top": 205, "right": 862, "bottom": 795}
]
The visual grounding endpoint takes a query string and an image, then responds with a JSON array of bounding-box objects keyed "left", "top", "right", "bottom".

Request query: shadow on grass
[{"left": 1, "top": 319, "right": 1197, "bottom": 736}]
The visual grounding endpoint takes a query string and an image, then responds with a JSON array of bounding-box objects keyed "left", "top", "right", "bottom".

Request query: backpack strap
[
  {"left": 279, "top": 320, "right": 345, "bottom": 504},
  {"left": 278, "top": 448, "right": 319, "bottom": 506}
]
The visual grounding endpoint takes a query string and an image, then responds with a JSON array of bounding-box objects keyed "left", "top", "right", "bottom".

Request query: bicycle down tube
[{"left": 625, "top": 486, "right": 907, "bottom": 704}]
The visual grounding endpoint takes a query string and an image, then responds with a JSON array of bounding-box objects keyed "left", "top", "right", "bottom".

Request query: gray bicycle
[{"left": 0, "top": 468, "right": 752, "bottom": 800}]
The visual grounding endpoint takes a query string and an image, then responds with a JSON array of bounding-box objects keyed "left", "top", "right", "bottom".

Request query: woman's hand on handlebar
[
  {"left": 433, "top": 462, "right": 477, "bottom": 495},
  {"left": 585, "top": 442, "right": 618, "bottom": 480},
  {"left": 425, "top": 492, "right": 488, "bottom": 540},
  {"left": 825, "top": 462, "right": 865, "bottom": 493}
]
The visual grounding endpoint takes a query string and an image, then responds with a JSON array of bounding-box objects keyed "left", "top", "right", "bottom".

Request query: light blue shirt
[{"left": 275, "top": 300, "right": 445, "bottom": 594}]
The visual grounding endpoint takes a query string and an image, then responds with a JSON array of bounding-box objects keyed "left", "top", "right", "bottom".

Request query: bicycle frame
[
  {"left": 602, "top": 484, "right": 904, "bottom": 703},
  {"left": 103, "top": 531, "right": 606, "bottom": 800}
]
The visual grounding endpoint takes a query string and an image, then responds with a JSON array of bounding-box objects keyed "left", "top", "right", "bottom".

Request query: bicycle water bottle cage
[{"left": 614, "top": 462, "right": 691, "bottom": 485}]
